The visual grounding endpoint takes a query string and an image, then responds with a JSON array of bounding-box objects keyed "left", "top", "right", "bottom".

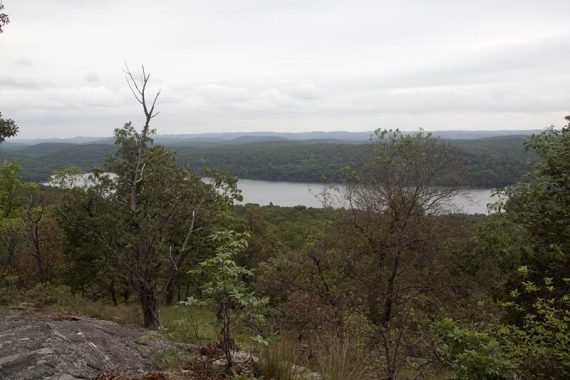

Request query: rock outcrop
[{"left": 0, "top": 308, "right": 174, "bottom": 380}]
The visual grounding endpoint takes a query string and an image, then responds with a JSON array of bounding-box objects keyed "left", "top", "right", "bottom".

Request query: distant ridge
[
  {"left": 0, "top": 134, "right": 537, "bottom": 186},
  {"left": 8, "top": 130, "right": 542, "bottom": 146},
  {"left": 7, "top": 136, "right": 108, "bottom": 145}
]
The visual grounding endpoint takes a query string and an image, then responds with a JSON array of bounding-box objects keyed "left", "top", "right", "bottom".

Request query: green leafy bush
[
  {"left": 500, "top": 272, "right": 570, "bottom": 379},
  {"left": 432, "top": 318, "right": 514, "bottom": 379},
  {"left": 23, "top": 284, "right": 78, "bottom": 307},
  {"left": 184, "top": 230, "right": 269, "bottom": 369}
]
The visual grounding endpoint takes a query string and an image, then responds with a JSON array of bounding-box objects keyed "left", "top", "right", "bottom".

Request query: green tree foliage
[
  {"left": 0, "top": 112, "right": 18, "bottom": 143},
  {"left": 0, "top": 161, "right": 32, "bottom": 218},
  {"left": 432, "top": 318, "right": 514, "bottom": 379},
  {"left": 340, "top": 129, "right": 465, "bottom": 378},
  {"left": 450, "top": 118, "right": 570, "bottom": 378},
  {"left": 54, "top": 167, "right": 124, "bottom": 300},
  {"left": 185, "top": 230, "right": 268, "bottom": 369},
  {"left": 432, "top": 271, "right": 570, "bottom": 379},
  {"left": 57, "top": 67, "right": 243, "bottom": 329},
  {"left": 251, "top": 131, "right": 469, "bottom": 378},
  {"left": 501, "top": 121, "right": 570, "bottom": 278},
  {"left": 500, "top": 269, "right": 570, "bottom": 378},
  {"left": 0, "top": 161, "right": 30, "bottom": 285},
  {"left": 344, "top": 128, "right": 462, "bottom": 323},
  {"left": 0, "top": 161, "right": 63, "bottom": 287},
  {"left": 1, "top": 136, "right": 535, "bottom": 188},
  {"left": 473, "top": 119, "right": 570, "bottom": 316},
  {"left": 58, "top": 129, "right": 241, "bottom": 327}
]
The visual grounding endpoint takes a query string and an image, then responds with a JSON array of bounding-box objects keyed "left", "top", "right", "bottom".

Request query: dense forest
[{"left": 0, "top": 134, "right": 536, "bottom": 188}]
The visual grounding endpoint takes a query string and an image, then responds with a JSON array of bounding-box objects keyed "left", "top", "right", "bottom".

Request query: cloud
[
  {"left": 195, "top": 84, "right": 250, "bottom": 103},
  {"left": 177, "top": 83, "right": 321, "bottom": 114},
  {"left": 84, "top": 72, "right": 100, "bottom": 84},
  {"left": 285, "top": 83, "right": 320, "bottom": 100},
  {"left": 0, "top": 76, "right": 42, "bottom": 89},
  {"left": 2, "top": 86, "right": 124, "bottom": 111},
  {"left": 3, "top": 0, "right": 570, "bottom": 138},
  {"left": 14, "top": 58, "right": 34, "bottom": 67}
]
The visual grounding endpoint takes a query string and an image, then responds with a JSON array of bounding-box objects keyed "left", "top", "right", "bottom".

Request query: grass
[
  {"left": 258, "top": 336, "right": 301, "bottom": 380},
  {"left": 159, "top": 305, "right": 218, "bottom": 345},
  {"left": 312, "top": 335, "right": 371, "bottom": 380},
  {"left": 146, "top": 348, "right": 190, "bottom": 370},
  {"left": 1, "top": 285, "right": 371, "bottom": 377},
  {"left": 1, "top": 285, "right": 454, "bottom": 378},
  {"left": 3, "top": 284, "right": 253, "bottom": 348}
]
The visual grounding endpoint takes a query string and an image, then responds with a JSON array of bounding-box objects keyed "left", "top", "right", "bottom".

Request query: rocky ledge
[{"left": 0, "top": 307, "right": 175, "bottom": 380}]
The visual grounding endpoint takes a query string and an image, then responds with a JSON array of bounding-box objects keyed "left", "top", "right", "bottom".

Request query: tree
[
  {"left": 342, "top": 129, "right": 463, "bottom": 378},
  {"left": 0, "top": 161, "right": 62, "bottom": 287},
  {"left": 0, "top": 112, "right": 18, "bottom": 143},
  {"left": 454, "top": 116, "right": 570, "bottom": 378},
  {"left": 185, "top": 230, "right": 268, "bottom": 370},
  {"left": 1, "top": 3, "right": 18, "bottom": 143},
  {"left": 487, "top": 117, "right": 570, "bottom": 317},
  {"left": 0, "top": 161, "right": 31, "bottom": 284},
  {"left": 93, "top": 66, "right": 164, "bottom": 327},
  {"left": 23, "top": 193, "right": 48, "bottom": 284},
  {"left": 57, "top": 66, "right": 241, "bottom": 329},
  {"left": 0, "top": 1, "right": 9, "bottom": 33}
]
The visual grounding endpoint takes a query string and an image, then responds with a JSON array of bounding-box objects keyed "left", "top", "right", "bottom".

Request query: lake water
[
  {"left": 234, "top": 179, "right": 496, "bottom": 214},
  {"left": 45, "top": 174, "right": 497, "bottom": 214}
]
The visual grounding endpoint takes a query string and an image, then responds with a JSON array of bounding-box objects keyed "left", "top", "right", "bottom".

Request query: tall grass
[
  {"left": 259, "top": 336, "right": 302, "bottom": 379},
  {"left": 258, "top": 333, "right": 373, "bottom": 380},
  {"left": 313, "top": 335, "right": 371, "bottom": 380}
]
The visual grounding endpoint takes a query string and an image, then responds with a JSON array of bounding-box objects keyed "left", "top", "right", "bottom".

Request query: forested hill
[{"left": 0, "top": 135, "right": 536, "bottom": 188}]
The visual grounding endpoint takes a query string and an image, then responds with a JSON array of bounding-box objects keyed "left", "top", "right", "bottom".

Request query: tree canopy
[
  {"left": 0, "top": 1, "right": 9, "bottom": 33},
  {"left": 0, "top": 113, "right": 18, "bottom": 144}
]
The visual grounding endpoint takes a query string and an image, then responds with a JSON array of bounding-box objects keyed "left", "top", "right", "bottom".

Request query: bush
[
  {"left": 0, "top": 287, "right": 17, "bottom": 305},
  {"left": 184, "top": 230, "right": 269, "bottom": 370},
  {"left": 23, "top": 284, "right": 78, "bottom": 307},
  {"left": 432, "top": 318, "right": 514, "bottom": 379},
  {"left": 500, "top": 274, "right": 570, "bottom": 379}
]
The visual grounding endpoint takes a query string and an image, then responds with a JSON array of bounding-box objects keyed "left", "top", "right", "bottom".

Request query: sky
[{"left": 1, "top": 0, "right": 570, "bottom": 139}]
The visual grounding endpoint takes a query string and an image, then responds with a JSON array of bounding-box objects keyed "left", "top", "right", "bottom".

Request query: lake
[
  {"left": 45, "top": 174, "right": 497, "bottom": 214},
  {"left": 234, "top": 179, "right": 497, "bottom": 214}
]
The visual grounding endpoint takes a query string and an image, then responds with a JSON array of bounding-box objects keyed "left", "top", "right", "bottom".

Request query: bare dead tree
[
  {"left": 125, "top": 64, "right": 161, "bottom": 142},
  {"left": 122, "top": 65, "right": 161, "bottom": 218}
]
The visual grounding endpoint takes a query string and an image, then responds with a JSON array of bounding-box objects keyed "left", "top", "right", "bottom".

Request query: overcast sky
[{"left": 1, "top": 0, "right": 570, "bottom": 138}]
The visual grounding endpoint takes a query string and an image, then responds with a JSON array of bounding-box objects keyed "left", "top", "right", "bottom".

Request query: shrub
[
  {"left": 500, "top": 274, "right": 570, "bottom": 378},
  {"left": 432, "top": 318, "right": 514, "bottom": 379},
  {"left": 184, "top": 230, "right": 269, "bottom": 370},
  {"left": 23, "top": 284, "right": 78, "bottom": 307}
]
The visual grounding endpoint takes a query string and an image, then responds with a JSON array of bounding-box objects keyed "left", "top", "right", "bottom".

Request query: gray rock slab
[{"left": 0, "top": 312, "right": 175, "bottom": 380}]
